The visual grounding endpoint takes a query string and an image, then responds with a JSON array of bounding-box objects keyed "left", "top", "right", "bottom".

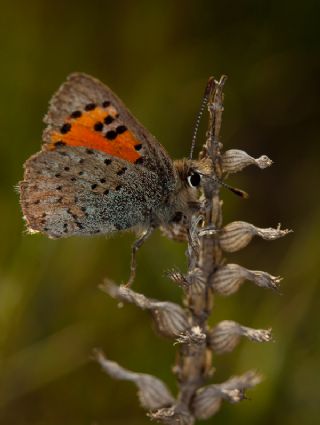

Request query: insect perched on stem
[{"left": 19, "top": 73, "right": 245, "bottom": 285}]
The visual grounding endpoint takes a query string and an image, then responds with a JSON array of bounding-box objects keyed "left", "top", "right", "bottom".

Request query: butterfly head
[
  {"left": 173, "top": 156, "right": 248, "bottom": 210},
  {"left": 174, "top": 158, "right": 212, "bottom": 188},
  {"left": 168, "top": 158, "right": 212, "bottom": 219}
]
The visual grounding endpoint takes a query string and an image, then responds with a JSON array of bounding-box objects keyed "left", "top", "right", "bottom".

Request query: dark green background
[{"left": 0, "top": 1, "right": 319, "bottom": 424}]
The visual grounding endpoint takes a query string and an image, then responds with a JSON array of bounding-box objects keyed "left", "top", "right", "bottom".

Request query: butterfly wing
[
  {"left": 20, "top": 145, "right": 168, "bottom": 238},
  {"left": 43, "top": 73, "right": 176, "bottom": 187},
  {"left": 20, "top": 73, "right": 177, "bottom": 238}
]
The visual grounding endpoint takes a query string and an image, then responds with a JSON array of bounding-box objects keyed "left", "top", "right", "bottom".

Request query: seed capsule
[
  {"left": 209, "top": 320, "right": 272, "bottom": 354},
  {"left": 210, "top": 263, "right": 282, "bottom": 295},
  {"left": 222, "top": 149, "right": 273, "bottom": 174},
  {"left": 101, "top": 280, "right": 189, "bottom": 338},
  {"left": 94, "top": 349, "right": 175, "bottom": 411},
  {"left": 219, "top": 221, "right": 291, "bottom": 252},
  {"left": 192, "top": 370, "right": 262, "bottom": 420}
]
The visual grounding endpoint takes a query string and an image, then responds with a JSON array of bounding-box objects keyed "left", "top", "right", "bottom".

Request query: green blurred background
[{"left": 0, "top": 0, "right": 319, "bottom": 424}]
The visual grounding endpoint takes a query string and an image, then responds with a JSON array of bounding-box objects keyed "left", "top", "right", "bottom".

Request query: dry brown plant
[{"left": 94, "top": 76, "right": 290, "bottom": 424}]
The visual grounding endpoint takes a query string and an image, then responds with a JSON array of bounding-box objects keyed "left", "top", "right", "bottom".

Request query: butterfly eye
[{"left": 187, "top": 172, "right": 201, "bottom": 188}]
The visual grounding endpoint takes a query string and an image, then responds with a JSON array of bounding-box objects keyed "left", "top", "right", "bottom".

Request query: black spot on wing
[
  {"left": 60, "top": 123, "right": 71, "bottom": 134},
  {"left": 70, "top": 110, "right": 82, "bottom": 118},
  {"left": 94, "top": 122, "right": 104, "bottom": 131},
  {"left": 85, "top": 103, "right": 96, "bottom": 111},
  {"left": 116, "top": 125, "right": 127, "bottom": 134},
  {"left": 105, "top": 130, "right": 117, "bottom": 140},
  {"left": 104, "top": 115, "right": 114, "bottom": 125}
]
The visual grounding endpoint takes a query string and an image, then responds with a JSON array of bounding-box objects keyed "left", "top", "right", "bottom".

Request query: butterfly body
[{"left": 19, "top": 73, "right": 209, "bottom": 282}]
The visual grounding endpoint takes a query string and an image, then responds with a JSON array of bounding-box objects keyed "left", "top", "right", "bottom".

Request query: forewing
[
  {"left": 20, "top": 146, "right": 164, "bottom": 238},
  {"left": 43, "top": 73, "right": 176, "bottom": 195}
]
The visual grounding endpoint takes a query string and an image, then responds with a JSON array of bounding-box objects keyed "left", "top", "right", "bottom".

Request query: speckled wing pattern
[{"left": 20, "top": 73, "right": 177, "bottom": 238}]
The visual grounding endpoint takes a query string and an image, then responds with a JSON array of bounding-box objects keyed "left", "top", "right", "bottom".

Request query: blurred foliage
[{"left": 0, "top": 0, "right": 319, "bottom": 424}]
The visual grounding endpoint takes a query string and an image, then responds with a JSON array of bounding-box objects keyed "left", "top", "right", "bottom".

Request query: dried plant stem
[
  {"left": 95, "top": 76, "right": 288, "bottom": 424},
  {"left": 175, "top": 76, "right": 226, "bottom": 412}
]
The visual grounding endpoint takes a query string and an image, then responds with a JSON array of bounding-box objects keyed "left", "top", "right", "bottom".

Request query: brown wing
[
  {"left": 20, "top": 146, "right": 165, "bottom": 238},
  {"left": 43, "top": 73, "right": 176, "bottom": 194}
]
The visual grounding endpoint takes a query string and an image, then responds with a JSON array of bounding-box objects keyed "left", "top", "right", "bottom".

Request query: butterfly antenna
[
  {"left": 189, "top": 77, "right": 215, "bottom": 159},
  {"left": 199, "top": 172, "right": 249, "bottom": 199},
  {"left": 220, "top": 180, "right": 249, "bottom": 199}
]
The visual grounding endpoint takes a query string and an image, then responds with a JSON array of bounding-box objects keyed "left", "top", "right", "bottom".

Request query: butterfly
[{"left": 19, "top": 73, "right": 213, "bottom": 285}]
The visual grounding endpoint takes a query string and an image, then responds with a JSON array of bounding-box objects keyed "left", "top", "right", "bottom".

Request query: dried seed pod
[
  {"left": 219, "top": 221, "right": 291, "bottom": 252},
  {"left": 152, "top": 302, "right": 189, "bottom": 338},
  {"left": 186, "top": 268, "right": 207, "bottom": 294},
  {"left": 209, "top": 320, "right": 272, "bottom": 354},
  {"left": 222, "top": 149, "right": 273, "bottom": 174},
  {"left": 94, "top": 349, "right": 175, "bottom": 411},
  {"left": 192, "top": 370, "right": 262, "bottom": 420},
  {"left": 210, "top": 263, "right": 282, "bottom": 295},
  {"left": 101, "top": 280, "right": 189, "bottom": 338},
  {"left": 183, "top": 268, "right": 208, "bottom": 315}
]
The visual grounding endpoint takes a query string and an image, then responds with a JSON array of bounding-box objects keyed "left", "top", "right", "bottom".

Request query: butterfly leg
[{"left": 126, "top": 226, "right": 154, "bottom": 287}]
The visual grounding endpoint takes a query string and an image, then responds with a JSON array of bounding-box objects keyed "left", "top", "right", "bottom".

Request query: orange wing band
[{"left": 49, "top": 106, "right": 141, "bottom": 163}]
